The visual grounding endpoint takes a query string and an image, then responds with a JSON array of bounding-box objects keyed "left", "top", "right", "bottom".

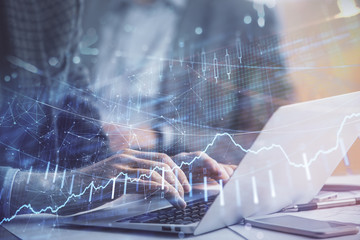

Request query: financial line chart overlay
[
  {"left": 2, "top": 14, "right": 360, "bottom": 225},
  {"left": 1, "top": 109, "right": 359, "bottom": 225}
]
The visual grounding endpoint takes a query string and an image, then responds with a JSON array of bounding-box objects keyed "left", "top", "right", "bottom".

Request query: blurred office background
[{"left": 78, "top": 0, "right": 360, "bottom": 173}]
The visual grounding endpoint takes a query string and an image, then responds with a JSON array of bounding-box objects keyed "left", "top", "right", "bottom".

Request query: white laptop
[{"left": 68, "top": 91, "right": 360, "bottom": 235}]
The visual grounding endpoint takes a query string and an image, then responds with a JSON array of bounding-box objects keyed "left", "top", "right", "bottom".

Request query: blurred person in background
[
  {"left": 0, "top": 0, "right": 235, "bottom": 219},
  {"left": 83, "top": 0, "right": 293, "bottom": 165}
]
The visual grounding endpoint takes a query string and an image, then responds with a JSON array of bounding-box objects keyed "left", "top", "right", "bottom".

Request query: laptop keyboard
[{"left": 117, "top": 195, "right": 216, "bottom": 225}]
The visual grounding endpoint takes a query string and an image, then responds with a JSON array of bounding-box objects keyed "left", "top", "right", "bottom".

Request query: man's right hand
[
  {"left": 11, "top": 148, "right": 195, "bottom": 218},
  {"left": 78, "top": 148, "right": 191, "bottom": 209}
]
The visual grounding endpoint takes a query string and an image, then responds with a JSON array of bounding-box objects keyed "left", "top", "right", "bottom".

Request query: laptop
[{"left": 68, "top": 91, "right": 360, "bottom": 235}]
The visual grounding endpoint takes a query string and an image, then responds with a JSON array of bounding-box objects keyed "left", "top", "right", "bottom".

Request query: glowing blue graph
[{"left": 1, "top": 111, "right": 359, "bottom": 225}]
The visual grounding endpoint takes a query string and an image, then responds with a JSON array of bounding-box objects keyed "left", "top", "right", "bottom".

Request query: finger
[
  {"left": 136, "top": 179, "right": 168, "bottom": 197},
  {"left": 106, "top": 178, "right": 169, "bottom": 201},
  {"left": 217, "top": 164, "right": 230, "bottom": 180},
  {"left": 123, "top": 179, "right": 167, "bottom": 194},
  {"left": 135, "top": 169, "right": 186, "bottom": 209},
  {"left": 229, "top": 164, "right": 237, "bottom": 170},
  {"left": 146, "top": 160, "right": 185, "bottom": 198},
  {"left": 196, "top": 153, "right": 230, "bottom": 180},
  {"left": 109, "top": 154, "right": 186, "bottom": 197},
  {"left": 133, "top": 151, "right": 191, "bottom": 193},
  {"left": 222, "top": 164, "right": 235, "bottom": 177},
  {"left": 158, "top": 154, "right": 190, "bottom": 193},
  {"left": 164, "top": 184, "right": 187, "bottom": 209},
  {"left": 134, "top": 168, "right": 184, "bottom": 199},
  {"left": 122, "top": 157, "right": 185, "bottom": 198},
  {"left": 163, "top": 165, "right": 185, "bottom": 198}
]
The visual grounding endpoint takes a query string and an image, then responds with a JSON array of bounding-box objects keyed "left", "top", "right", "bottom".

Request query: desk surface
[
  {"left": 3, "top": 217, "right": 241, "bottom": 240},
  {"left": 2, "top": 193, "right": 360, "bottom": 240},
  {"left": 3, "top": 211, "right": 360, "bottom": 240},
  {"left": 2, "top": 193, "right": 243, "bottom": 240}
]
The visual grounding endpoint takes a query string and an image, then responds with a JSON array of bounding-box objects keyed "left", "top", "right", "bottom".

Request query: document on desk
[
  {"left": 228, "top": 220, "right": 360, "bottom": 240},
  {"left": 229, "top": 190, "right": 360, "bottom": 239},
  {"left": 323, "top": 175, "right": 360, "bottom": 191},
  {"left": 229, "top": 205, "right": 360, "bottom": 239}
]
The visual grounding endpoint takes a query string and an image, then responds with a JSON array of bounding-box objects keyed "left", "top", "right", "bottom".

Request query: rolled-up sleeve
[{"left": 0, "top": 167, "right": 19, "bottom": 218}]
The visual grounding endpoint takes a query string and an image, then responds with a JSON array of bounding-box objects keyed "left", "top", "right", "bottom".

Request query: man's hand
[
  {"left": 79, "top": 149, "right": 191, "bottom": 208},
  {"left": 172, "top": 152, "right": 237, "bottom": 183},
  {"left": 10, "top": 149, "right": 236, "bottom": 217},
  {"left": 10, "top": 149, "right": 192, "bottom": 217}
]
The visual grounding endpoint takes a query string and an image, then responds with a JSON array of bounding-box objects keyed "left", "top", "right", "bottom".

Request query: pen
[
  {"left": 282, "top": 197, "right": 360, "bottom": 212},
  {"left": 310, "top": 192, "right": 337, "bottom": 203}
]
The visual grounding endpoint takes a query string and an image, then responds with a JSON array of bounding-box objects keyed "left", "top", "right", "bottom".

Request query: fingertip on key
[
  {"left": 178, "top": 197, "right": 187, "bottom": 209},
  {"left": 183, "top": 183, "right": 192, "bottom": 193}
]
